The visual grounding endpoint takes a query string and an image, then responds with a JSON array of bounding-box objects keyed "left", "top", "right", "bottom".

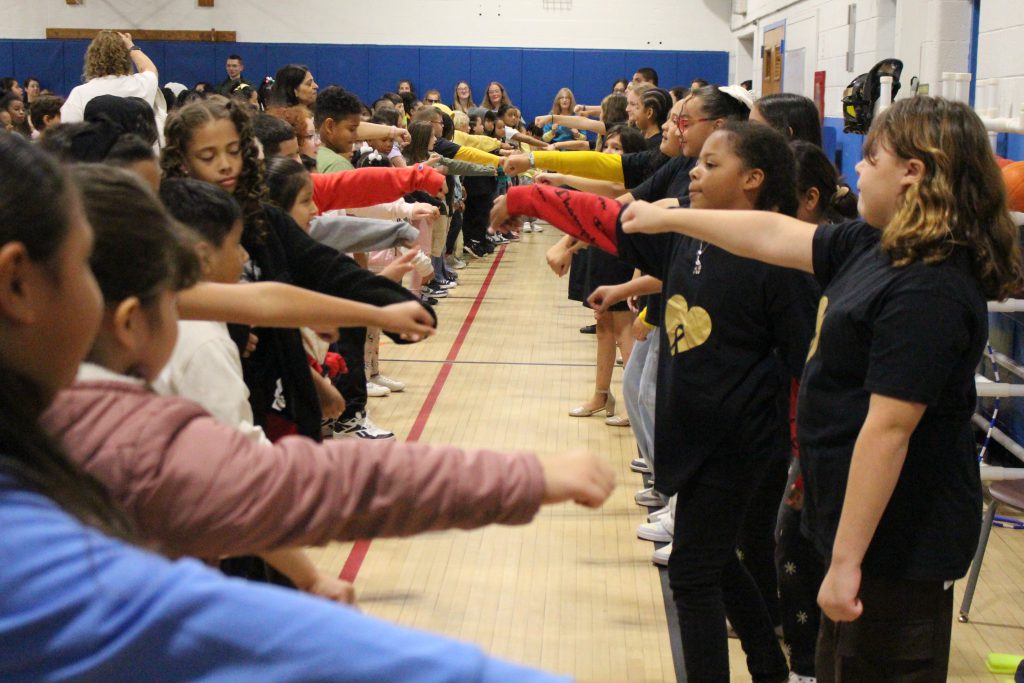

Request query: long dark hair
[
  {"left": 161, "top": 98, "right": 267, "bottom": 239},
  {"left": 753, "top": 93, "right": 823, "bottom": 147},
  {"left": 271, "top": 64, "right": 311, "bottom": 107},
  {"left": 404, "top": 121, "right": 434, "bottom": 163},
  {"left": 719, "top": 121, "right": 798, "bottom": 216},
  {"left": 0, "top": 135, "right": 132, "bottom": 538},
  {"left": 264, "top": 156, "right": 310, "bottom": 213},
  {"left": 791, "top": 140, "right": 858, "bottom": 223},
  {"left": 73, "top": 165, "right": 199, "bottom": 309}
]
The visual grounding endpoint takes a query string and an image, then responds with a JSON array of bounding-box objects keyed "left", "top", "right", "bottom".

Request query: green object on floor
[{"left": 985, "top": 652, "right": 1024, "bottom": 674}]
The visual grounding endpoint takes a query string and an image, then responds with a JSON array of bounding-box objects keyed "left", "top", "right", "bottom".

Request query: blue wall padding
[{"left": 0, "top": 38, "right": 726, "bottom": 117}]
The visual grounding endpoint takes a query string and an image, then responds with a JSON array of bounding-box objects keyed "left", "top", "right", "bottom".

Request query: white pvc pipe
[
  {"left": 941, "top": 72, "right": 956, "bottom": 99},
  {"left": 972, "top": 414, "right": 1024, "bottom": 464},
  {"left": 980, "top": 464, "right": 1024, "bottom": 481},
  {"left": 988, "top": 299, "right": 1024, "bottom": 312},
  {"left": 955, "top": 72, "right": 972, "bottom": 103},
  {"left": 976, "top": 376, "right": 1024, "bottom": 397},
  {"left": 875, "top": 75, "right": 894, "bottom": 117}
]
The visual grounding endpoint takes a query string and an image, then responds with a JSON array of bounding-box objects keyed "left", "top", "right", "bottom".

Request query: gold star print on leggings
[{"left": 664, "top": 295, "right": 712, "bottom": 356}]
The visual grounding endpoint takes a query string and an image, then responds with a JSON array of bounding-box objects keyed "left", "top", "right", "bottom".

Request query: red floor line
[{"left": 339, "top": 246, "right": 508, "bottom": 583}]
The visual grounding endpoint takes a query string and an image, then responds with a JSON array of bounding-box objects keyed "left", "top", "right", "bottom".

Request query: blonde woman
[
  {"left": 540, "top": 87, "right": 587, "bottom": 149},
  {"left": 451, "top": 80, "right": 476, "bottom": 113},
  {"left": 60, "top": 31, "right": 166, "bottom": 142}
]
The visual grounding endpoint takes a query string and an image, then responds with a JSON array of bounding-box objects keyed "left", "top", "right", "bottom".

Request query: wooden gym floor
[{"left": 306, "top": 229, "right": 1024, "bottom": 682}]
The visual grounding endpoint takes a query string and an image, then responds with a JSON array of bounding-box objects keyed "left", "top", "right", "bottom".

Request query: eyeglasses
[
  {"left": 425, "top": 98, "right": 440, "bottom": 104},
  {"left": 675, "top": 115, "right": 711, "bottom": 131}
]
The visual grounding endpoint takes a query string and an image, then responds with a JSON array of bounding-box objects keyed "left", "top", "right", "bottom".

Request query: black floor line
[{"left": 379, "top": 358, "right": 596, "bottom": 368}]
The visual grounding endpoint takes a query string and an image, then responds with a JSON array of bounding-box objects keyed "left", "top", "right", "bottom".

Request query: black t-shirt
[
  {"left": 798, "top": 220, "right": 987, "bottom": 580},
  {"left": 621, "top": 149, "right": 669, "bottom": 190},
  {"left": 631, "top": 156, "right": 696, "bottom": 204},
  {"left": 617, "top": 219, "right": 818, "bottom": 493},
  {"left": 645, "top": 132, "right": 663, "bottom": 151}
]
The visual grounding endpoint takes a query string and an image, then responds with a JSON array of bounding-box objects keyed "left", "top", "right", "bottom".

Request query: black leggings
[
  {"left": 668, "top": 453, "right": 789, "bottom": 683},
  {"left": 775, "top": 499, "right": 826, "bottom": 676},
  {"left": 462, "top": 191, "right": 494, "bottom": 246},
  {"left": 446, "top": 210, "right": 463, "bottom": 255}
]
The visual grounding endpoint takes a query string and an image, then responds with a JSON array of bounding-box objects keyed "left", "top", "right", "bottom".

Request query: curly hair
[
  {"left": 161, "top": 96, "right": 267, "bottom": 239},
  {"left": 266, "top": 106, "right": 309, "bottom": 142},
  {"left": 83, "top": 31, "right": 132, "bottom": 81},
  {"left": 866, "top": 97, "right": 1023, "bottom": 300}
]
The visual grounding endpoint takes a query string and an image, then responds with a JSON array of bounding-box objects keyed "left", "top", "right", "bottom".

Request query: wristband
[
  {"left": 129, "top": 45, "right": 141, "bottom": 52},
  {"left": 528, "top": 152, "right": 535, "bottom": 169}
]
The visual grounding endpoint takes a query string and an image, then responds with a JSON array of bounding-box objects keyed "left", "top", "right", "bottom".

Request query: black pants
[
  {"left": 462, "top": 192, "right": 493, "bottom": 246},
  {"left": 816, "top": 575, "right": 953, "bottom": 683},
  {"left": 446, "top": 210, "right": 463, "bottom": 255},
  {"left": 737, "top": 451, "right": 789, "bottom": 627},
  {"left": 776, "top": 501, "right": 826, "bottom": 676},
  {"left": 668, "top": 453, "right": 789, "bottom": 683},
  {"left": 333, "top": 326, "right": 367, "bottom": 420}
]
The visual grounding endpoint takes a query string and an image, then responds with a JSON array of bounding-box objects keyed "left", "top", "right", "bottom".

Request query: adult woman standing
[
  {"left": 60, "top": 31, "right": 165, "bottom": 142},
  {"left": 271, "top": 65, "right": 319, "bottom": 110}
]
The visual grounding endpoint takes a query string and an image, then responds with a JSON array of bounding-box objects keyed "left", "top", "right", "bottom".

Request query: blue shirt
[{"left": 0, "top": 475, "right": 572, "bottom": 682}]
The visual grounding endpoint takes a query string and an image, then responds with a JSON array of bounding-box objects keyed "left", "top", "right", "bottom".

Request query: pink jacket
[{"left": 42, "top": 380, "right": 545, "bottom": 558}]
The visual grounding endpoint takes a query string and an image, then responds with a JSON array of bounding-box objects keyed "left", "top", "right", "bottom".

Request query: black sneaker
[
  {"left": 580, "top": 324, "right": 597, "bottom": 334},
  {"left": 421, "top": 284, "right": 449, "bottom": 298},
  {"left": 421, "top": 294, "right": 439, "bottom": 305},
  {"left": 465, "top": 241, "right": 487, "bottom": 258}
]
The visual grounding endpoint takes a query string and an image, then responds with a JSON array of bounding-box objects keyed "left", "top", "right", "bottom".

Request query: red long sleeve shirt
[
  {"left": 311, "top": 165, "right": 445, "bottom": 215},
  {"left": 505, "top": 184, "right": 623, "bottom": 256}
]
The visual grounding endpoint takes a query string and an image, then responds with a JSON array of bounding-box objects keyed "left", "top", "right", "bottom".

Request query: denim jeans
[{"left": 622, "top": 332, "right": 659, "bottom": 469}]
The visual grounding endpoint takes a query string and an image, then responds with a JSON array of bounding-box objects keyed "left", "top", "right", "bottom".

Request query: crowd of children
[{"left": 1, "top": 27, "right": 1021, "bottom": 683}]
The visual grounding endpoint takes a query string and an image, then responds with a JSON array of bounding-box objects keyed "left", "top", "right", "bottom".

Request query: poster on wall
[
  {"left": 813, "top": 70, "right": 826, "bottom": 125},
  {"left": 783, "top": 47, "right": 805, "bottom": 95}
]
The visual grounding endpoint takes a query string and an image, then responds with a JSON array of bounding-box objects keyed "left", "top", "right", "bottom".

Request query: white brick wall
[
  {"left": 977, "top": 0, "right": 1024, "bottom": 118},
  {"left": 731, "top": 0, "right": 997, "bottom": 117}
]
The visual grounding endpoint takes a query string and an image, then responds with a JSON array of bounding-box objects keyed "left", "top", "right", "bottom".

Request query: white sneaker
[
  {"left": 366, "top": 381, "right": 391, "bottom": 397},
  {"left": 332, "top": 411, "right": 395, "bottom": 440},
  {"left": 652, "top": 543, "right": 672, "bottom": 566},
  {"left": 522, "top": 222, "right": 533, "bottom": 233},
  {"left": 637, "top": 518, "right": 672, "bottom": 543},
  {"left": 788, "top": 674, "right": 817, "bottom": 683},
  {"left": 533, "top": 222, "right": 544, "bottom": 232},
  {"left": 370, "top": 373, "right": 405, "bottom": 393},
  {"left": 635, "top": 486, "right": 669, "bottom": 507},
  {"left": 648, "top": 504, "right": 671, "bottom": 523},
  {"left": 630, "top": 457, "right": 652, "bottom": 474}
]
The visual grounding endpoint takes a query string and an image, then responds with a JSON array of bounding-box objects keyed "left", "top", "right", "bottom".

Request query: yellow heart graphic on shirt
[{"left": 664, "top": 295, "right": 712, "bottom": 356}]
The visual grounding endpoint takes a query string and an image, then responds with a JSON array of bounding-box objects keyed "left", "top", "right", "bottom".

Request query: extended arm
[
  {"left": 504, "top": 151, "right": 624, "bottom": 183},
  {"left": 536, "top": 172, "right": 624, "bottom": 198},
  {"left": 495, "top": 183, "right": 622, "bottom": 256},
  {"left": 357, "top": 121, "right": 410, "bottom": 145},
  {"left": 177, "top": 282, "right": 435, "bottom": 339},
  {"left": 311, "top": 166, "right": 445, "bottom": 213},
  {"left": 620, "top": 201, "right": 816, "bottom": 273},
  {"left": 551, "top": 115, "right": 606, "bottom": 134},
  {"left": 453, "top": 129, "right": 503, "bottom": 152}
]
